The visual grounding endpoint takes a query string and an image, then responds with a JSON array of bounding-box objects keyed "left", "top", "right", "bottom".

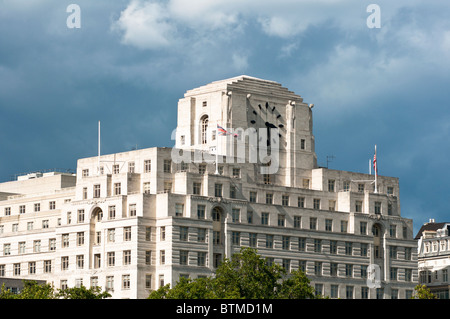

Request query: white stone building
[
  {"left": 416, "top": 220, "right": 450, "bottom": 299},
  {"left": 0, "top": 76, "right": 417, "bottom": 299}
]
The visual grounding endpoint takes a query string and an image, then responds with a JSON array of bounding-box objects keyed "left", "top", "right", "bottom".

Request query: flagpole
[
  {"left": 215, "top": 124, "right": 219, "bottom": 175},
  {"left": 374, "top": 144, "right": 378, "bottom": 193},
  {"left": 369, "top": 159, "right": 372, "bottom": 175},
  {"left": 98, "top": 120, "right": 101, "bottom": 175}
]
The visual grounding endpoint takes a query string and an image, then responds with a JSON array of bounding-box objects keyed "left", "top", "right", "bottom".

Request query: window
[
  {"left": 314, "top": 262, "right": 322, "bottom": 276},
  {"left": 249, "top": 233, "right": 257, "bottom": 247},
  {"left": 4, "top": 207, "right": 10, "bottom": 216},
  {"left": 78, "top": 209, "right": 85, "bottom": 223},
  {"left": 175, "top": 204, "right": 184, "bottom": 217},
  {"left": 300, "top": 139, "right": 305, "bottom": 150},
  {"left": 145, "top": 251, "right": 151, "bottom": 265},
  {"left": 94, "top": 184, "right": 101, "bottom": 198},
  {"left": 160, "top": 227, "right": 166, "bottom": 241},
  {"left": 180, "top": 227, "right": 188, "bottom": 241},
  {"left": 62, "top": 234, "right": 69, "bottom": 248},
  {"left": 298, "top": 238, "right": 306, "bottom": 252},
  {"left": 160, "top": 250, "right": 165, "bottom": 264},
  {"left": 128, "top": 161, "right": 135, "bottom": 173},
  {"left": 82, "top": 187, "right": 87, "bottom": 199},
  {"left": 328, "top": 180, "right": 335, "bottom": 192},
  {"left": 345, "top": 286, "right": 354, "bottom": 299},
  {"left": 28, "top": 262, "right": 36, "bottom": 275},
  {"left": 94, "top": 254, "right": 101, "bottom": 268},
  {"left": 215, "top": 184, "right": 222, "bottom": 197},
  {"left": 113, "top": 164, "right": 119, "bottom": 174},
  {"left": 82, "top": 169, "right": 89, "bottom": 177},
  {"left": 314, "top": 239, "right": 322, "bottom": 253},
  {"left": 249, "top": 191, "right": 257, "bottom": 203},
  {"left": 345, "top": 242, "right": 353, "bottom": 255},
  {"left": 213, "top": 231, "right": 221, "bottom": 245},
  {"left": 163, "top": 159, "right": 172, "bottom": 173},
  {"left": 145, "top": 227, "right": 152, "bottom": 241},
  {"left": 265, "top": 193, "right": 273, "bottom": 204},
  {"left": 261, "top": 212, "right": 269, "bottom": 225},
  {"left": 360, "top": 222, "right": 367, "bottom": 235},
  {"left": 197, "top": 205, "right": 205, "bottom": 219},
  {"left": 77, "top": 232, "right": 84, "bottom": 246},
  {"left": 294, "top": 216, "right": 301, "bottom": 228},
  {"left": 232, "top": 232, "right": 240, "bottom": 245},
  {"left": 114, "top": 183, "right": 121, "bottom": 195},
  {"left": 387, "top": 186, "right": 394, "bottom": 195},
  {"left": 232, "top": 168, "right": 240, "bottom": 178},
  {"left": 232, "top": 209, "right": 240, "bottom": 223},
  {"left": 282, "top": 195, "right": 289, "bottom": 206},
  {"left": 297, "top": 197, "right": 305, "bottom": 208},
  {"left": 144, "top": 160, "right": 151, "bottom": 173},
  {"left": 310, "top": 217, "right": 317, "bottom": 230},
  {"left": 230, "top": 185, "right": 237, "bottom": 198},
  {"left": 106, "top": 276, "right": 114, "bottom": 292},
  {"left": 390, "top": 225, "right": 396, "bottom": 238},
  {"left": 330, "top": 263, "right": 338, "bottom": 277},
  {"left": 34, "top": 203, "right": 40, "bottom": 212},
  {"left": 277, "top": 214, "right": 285, "bottom": 227},
  {"left": 108, "top": 252, "right": 115, "bottom": 267},
  {"left": 19, "top": 205, "right": 25, "bottom": 214},
  {"left": 193, "top": 182, "right": 201, "bottom": 195},
  {"left": 19, "top": 242, "right": 25, "bottom": 254},
  {"left": 198, "top": 164, "right": 206, "bottom": 175},
  {"left": 265, "top": 234, "right": 273, "bottom": 248},
  {"left": 197, "top": 252, "right": 206, "bottom": 267},
  {"left": 247, "top": 211, "right": 253, "bottom": 224},
  {"left": 282, "top": 236, "right": 290, "bottom": 250},
  {"left": 143, "top": 182, "right": 151, "bottom": 194},
  {"left": 122, "top": 250, "right": 131, "bottom": 265},
  {"left": 343, "top": 181, "right": 350, "bottom": 192},
  {"left": 313, "top": 198, "right": 320, "bottom": 210},
  {"left": 330, "top": 240, "right": 337, "bottom": 254},
  {"left": 164, "top": 181, "right": 172, "bottom": 195},
  {"left": 374, "top": 202, "right": 381, "bottom": 215},
  {"left": 358, "top": 183, "right": 364, "bottom": 193},
  {"left": 122, "top": 275, "right": 131, "bottom": 290},
  {"left": 124, "top": 227, "right": 132, "bottom": 241},
  {"left": 355, "top": 201, "right": 362, "bottom": 213},
  {"left": 49, "top": 201, "right": 56, "bottom": 210},
  {"left": 108, "top": 229, "right": 115, "bottom": 242},
  {"left": 201, "top": 116, "right": 208, "bottom": 144},
  {"left": 197, "top": 228, "right": 206, "bottom": 243},
  {"left": 341, "top": 220, "right": 348, "bottom": 233},
  {"left": 325, "top": 219, "right": 333, "bottom": 232},
  {"left": 129, "top": 204, "right": 136, "bottom": 217},
  {"left": 108, "top": 206, "right": 116, "bottom": 220},
  {"left": 263, "top": 174, "right": 272, "bottom": 185},
  {"left": 361, "top": 243, "right": 368, "bottom": 257},
  {"left": 44, "top": 260, "right": 52, "bottom": 273},
  {"left": 79, "top": 256, "right": 91, "bottom": 271}
]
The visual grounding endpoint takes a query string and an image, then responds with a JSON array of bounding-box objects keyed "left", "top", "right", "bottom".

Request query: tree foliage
[
  {"left": 412, "top": 284, "right": 437, "bottom": 299},
  {"left": 0, "top": 281, "right": 111, "bottom": 299},
  {"left": 149, "top": 247, "right": 318, "bottom": 299}
]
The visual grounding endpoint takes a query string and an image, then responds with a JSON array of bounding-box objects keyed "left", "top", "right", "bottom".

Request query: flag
[
  {"left": 217, "top": 124, "right": 238, "bottom": 137},
  {"left": 373, "top": 146, "right": 377, "bottom": 176}
]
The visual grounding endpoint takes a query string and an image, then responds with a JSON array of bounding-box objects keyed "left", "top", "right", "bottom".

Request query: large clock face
[{"left": 250, "top": 101, "right": 283, "bottom": 146}]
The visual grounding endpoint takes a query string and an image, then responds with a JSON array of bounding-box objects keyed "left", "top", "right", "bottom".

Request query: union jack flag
[{"left": 217, "top": 125, "right": 238, "bottom": 137}]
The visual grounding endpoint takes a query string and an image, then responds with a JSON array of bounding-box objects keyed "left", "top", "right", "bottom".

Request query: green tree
[
  {"left": 412, "top": 284, "right": 437, "bottom": 299},
  {"left": 57, "top": 285, "right": 111, "bottom": 299},
  {"left": 148, "top": 247, "right": 318, "bottom": 299}
]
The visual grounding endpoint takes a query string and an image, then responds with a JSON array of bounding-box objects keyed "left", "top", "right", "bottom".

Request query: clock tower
[{"left": 174, "top": 75, "right": 318, "bottom": 188}]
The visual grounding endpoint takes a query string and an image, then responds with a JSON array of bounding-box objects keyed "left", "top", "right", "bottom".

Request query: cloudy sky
[{"left": 1, "top": 0, "right": 450, "bottom": 232}]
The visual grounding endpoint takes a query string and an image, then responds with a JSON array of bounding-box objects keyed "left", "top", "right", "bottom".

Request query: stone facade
[{"left": 0, "top": 76, "right": 417, "bottom": 299}]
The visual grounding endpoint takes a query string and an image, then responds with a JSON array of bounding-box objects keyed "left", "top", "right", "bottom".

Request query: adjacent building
[
  {"left": 0, "top": 76, "right": 417, "bottom": 298},
  {"left": 416, "top": 219, "right": 450, "bottom": 299}
]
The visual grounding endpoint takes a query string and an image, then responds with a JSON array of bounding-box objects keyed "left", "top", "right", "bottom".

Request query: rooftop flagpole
[
  {"left": 98, "top": 120, "right": 101, "bottom": 175},
  {"left": 374, "top": 144, "right": 378, "bottom": 193}
]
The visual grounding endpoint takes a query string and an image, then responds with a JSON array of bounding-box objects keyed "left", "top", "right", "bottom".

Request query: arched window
[
  {"left": 200, "top": 115, "right": 208, "bottom": 144},
  {"left": 212, "top": 207, "right": 221, "bottom": 222}
]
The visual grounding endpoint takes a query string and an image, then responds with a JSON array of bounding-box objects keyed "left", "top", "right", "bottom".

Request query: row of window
[
  {"left": 186, "top": 204, "right": 408, "bottom": 238},
  {"left": 314, "top": 284, "right": 413, "bottom": 299},
  {"left": 419, "top": 269, "right": 450, "bottom": 284},
  {"left": 423, "top": 240, "right": 450, "bottom": 254},
  {"left": 1, "top": 201, "right": 57, "bottom": 216},
  {"left": 2, "top": 227, "right": 134, "bottom": 256}
]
